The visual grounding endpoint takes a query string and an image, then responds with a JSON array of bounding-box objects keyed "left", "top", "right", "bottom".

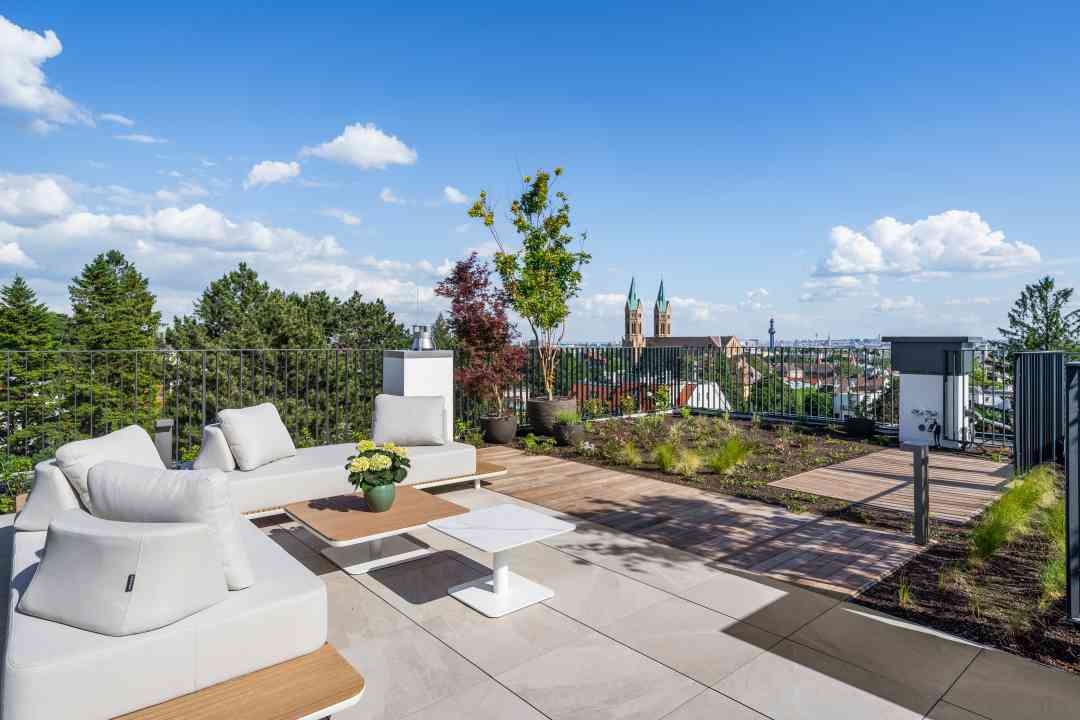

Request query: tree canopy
[{"left": 999, "top": 276, "right": 1080, "bottom": 353}]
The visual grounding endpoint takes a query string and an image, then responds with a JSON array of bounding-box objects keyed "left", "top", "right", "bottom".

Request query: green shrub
[
  {"left": 632, "top": 414, "right": 666, "bottom": 450},
  {"left": 654, "top": 385, "right": 671, "bottom": 410},
  {"left": 619, "top": 394, "right": 637, "bottom": 415},
  {"left": 679, "top": 406, "right": 691, "bottom": 419},
  {"left": 179, "top": 444, "right": 201, "bottom": 464},
  {"left": 653, "top": 443, "right": 678, "bottom": 473},
  {"left": 970, "top": 465, "right": 1056, "bottom": 562},
  {"left": 522, "top": 433, "right": 555, "bottom": 455},
  {"left": 617, "top": 441, "right": 643, "bottom": 467},
  {"left": 707, "top": 436, "right": 751, "bottom": 475},
  {"left": 554, "top": 409, "right": 581, "bottom": 426},
  {"left": 673, "top": 449, "right": 702, "bottom": 478},
  {"left": 1039, "top": 496, "right": 1067, "bottom": 605},
  {"left": 0, "top": 455, "right": 33, "bottom": 514},
  {"left": 583, "top": 397, "right": 606, "bottom": 419}
]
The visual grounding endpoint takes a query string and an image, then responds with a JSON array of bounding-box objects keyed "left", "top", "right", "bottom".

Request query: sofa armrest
[
  {"left": 14, "top": 460, "right": 80, "bottom": 532},
  {"left": 17, "top": 509, "right": 227, "bottom": 636}
]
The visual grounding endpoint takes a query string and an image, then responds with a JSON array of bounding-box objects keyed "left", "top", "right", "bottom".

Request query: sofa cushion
[
  {"left": 14, "top": 460, "right": 81, "bottom": 532},
  {"left": 2, "top": 520, "right": 326, "bottom": 720},
  {"left": 399, "top": 442, "right": 477, "bottom": 486},
  {"left": 17, "top": 510, "right": 226, "bottom": 637},
  {"left": 225, "top": 443, "right": 357, "bottom": 514},
  {"left": 372, "top": 394, "right": 446, "bottom": 446},
  {"left": 54, "top": 425, "right": 165, "bottom": 507},
  {"left": 193, "top": 423, "right": 237, "bottom": 472},
  {"left": 217, "top": 403, "right": 296, "bottom": 471},
  {"left": 88, "top": 462, "right": 254, "bottom": 590}
]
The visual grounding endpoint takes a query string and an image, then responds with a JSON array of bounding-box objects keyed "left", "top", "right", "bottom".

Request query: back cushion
[
  {"left": 54, "top": 425, "right": 165, "bottom": 508},
  {"left": 372, "top": 394, "right": 446, "bottom": 446},
  {"left": 88, "top": 462, "right": 255, "bottom": 590},
  {"left": 217, "top": 403, "right": 296, "bottom": 471},
  {"left": 18, "top": 509, "right": 226, "bottom": 636},
  {"left": 193, "top": 423, "right": 237, "bottom": 472}
]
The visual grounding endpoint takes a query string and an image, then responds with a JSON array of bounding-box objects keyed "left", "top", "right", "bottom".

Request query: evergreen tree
[
  {"left": 431, "top": 312, "right": 456, "bottom": 350},
  {"left": 999, "top": 276, "right": 1080, "bottom": 353},
  {"left": 333, "top": 292, "right": 410, "bottom": 349},
  {"left": 0, "top": 276, "right": 60, "bottom": 454},
  {"left": 68, "top": 251, "right": 161, "bottom": 437}
]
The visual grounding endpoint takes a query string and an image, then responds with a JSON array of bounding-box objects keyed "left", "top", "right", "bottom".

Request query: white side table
[{"left": 429, "top": 504, "right": 575, "bottom": 618}]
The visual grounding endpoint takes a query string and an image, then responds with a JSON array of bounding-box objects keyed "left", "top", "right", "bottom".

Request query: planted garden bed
[{"left": 856, "top": 465, "right": 1080, "bottom": 674}]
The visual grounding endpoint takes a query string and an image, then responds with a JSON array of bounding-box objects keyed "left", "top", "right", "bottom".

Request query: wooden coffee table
[{"left": 284, "top": 487, "right": 468, "bottom": 574}]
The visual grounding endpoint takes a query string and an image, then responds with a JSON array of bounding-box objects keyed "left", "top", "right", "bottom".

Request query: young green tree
[
  {"left": 0, "top": 276, "right": 61, "bottom": 454},
  {"left": 469, "top": 167, "right": 590, "bottom": 399},
  {"left": 999, "top": 276, "right": 1080, "bottom": 353},
  {"left": 431, "top": 312, "right": 455, "bottom": 350},
  {"left": 68, "top": 251, "right": 161, "bottom": 437}
]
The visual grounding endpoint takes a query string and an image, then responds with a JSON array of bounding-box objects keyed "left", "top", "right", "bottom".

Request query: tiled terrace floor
[
  {"left": 259, "top": 486, "right": 1080, "bottom": 720},
  {"left": 770, "top": 449, "right": 1011, "bottom": 524},
  {"left": 480, "top": 446, "right": 923, "bottom": 596}
]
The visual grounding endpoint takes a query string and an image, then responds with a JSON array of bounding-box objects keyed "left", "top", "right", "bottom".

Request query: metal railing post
[
  {"left": 902, "top": 440, "right": 930, "bottom": 545},
  {"left": 1066, "top": 362, "right": 1080, "bottom": 623}
]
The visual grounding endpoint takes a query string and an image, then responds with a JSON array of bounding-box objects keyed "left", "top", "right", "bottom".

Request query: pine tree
[
  {"left": 68, "top": 251, "right": 161, "bottom": 437},
  {"left": 431, "top": 312, "right": 456, "bottom": 350},
  {"left": 0, "top": 276, "right": 61, "bottom": 454},
  {"left": 999, "top": 276, "right": 1080, "bottom": 353}
]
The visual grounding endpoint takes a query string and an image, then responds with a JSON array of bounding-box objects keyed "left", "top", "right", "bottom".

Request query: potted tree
[
  {"left": 435, "top": 254, "right": 526, "bottom": 444},
  {"left": 469, "top": 167, "right": 591, "bottom": 436}
]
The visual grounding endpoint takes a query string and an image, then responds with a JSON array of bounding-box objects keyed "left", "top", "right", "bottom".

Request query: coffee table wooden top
[{"left": 284, "top": 486, "right": 468, "bottom": 544}]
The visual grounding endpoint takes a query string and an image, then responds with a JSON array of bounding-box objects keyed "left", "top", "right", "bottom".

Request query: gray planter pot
[
  {"left": 481, "top": 415, "right": 517, "bottom": 444},
  {"left": 845, "top": 416, "right": 876, "bottom": 439},
  {"left": 527, "top": 397, "right": 577, "bottom": 436},
  {"left": 553, "top": 423, "right": 585, "bottom": 447}
]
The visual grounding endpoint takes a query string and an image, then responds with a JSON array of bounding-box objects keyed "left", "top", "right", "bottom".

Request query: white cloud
[
  {"left": 199, "top": 159, "right": 216, "bottom": 167},
  {"left": 28, "top": 118, "right": 58, "bottom": 135},
  {"left": 319, "top": 208, "right": 362, "bottom": 226},
  {"left": 0, "top": 175, "right": 73, "bottom": 223},
  {"left": 155, "top": 180, "right": 208, "bottom": 203},
  {"left": 99, "top": 112, "right": 134, "bottom": 127},
  {"left": 300, "top": 122, "right": 417, "bottom": 170},
  {"left": 816, "top": 210, "right": 1040, "bottom": 277},
  {"left": 871, "top": 295, "right": 924, "bottom": 313},
  {"left": 0, "top": 236, "right": 35, "bottom": 267},
  {"left": 435, "top": 259, "right": 454, "bottom": 276},
  {"left": 380, "top": 187, "right": 405, "bottom": 205},
  {"left": 799, "top": 274, "right": 878, "bottom": 302},
  {"left": 115, "top": 133, "right": 167, "bottom": 144},
  {"left": 443, "top": 186, "right": 469, "bottom": 204},
  {"left": 0, "top": 16, "right": 92, "bottom": 125},
  {"left": 738, "top": 288, "right": 771, "bottom": 311},
  {"left": 944, "top": 296, "right": 995, "bottom": 306},
  {"left": 244, "top": 160, "right": 301, "bottom": 189},
  {"left": 669, "top": 296, "right": 733, "bottom": 321},
  {"left": 466, "top": 240, "right": 500, "bottom": 257}
]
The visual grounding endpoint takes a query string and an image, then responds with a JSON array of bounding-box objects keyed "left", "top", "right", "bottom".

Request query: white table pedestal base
[
  {"left": 446, "top": 549, "right": 553, "bottom": 618},
  {"left": 322, "top": 534, "right": 431, "bottom": 574}
]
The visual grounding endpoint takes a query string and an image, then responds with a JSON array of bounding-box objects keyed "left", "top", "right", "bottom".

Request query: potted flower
[
  {"left": 469, "top": 167, "right": 591, "bottom": 436},
  {"left": 553, "top": 409, "right": 585, "bottom": 447},
  {"left": 435, "top": 254, "right": 526, "bottom": 445},
  {"left": 345, "top": 439, "right": 411, "bottom": 512}
]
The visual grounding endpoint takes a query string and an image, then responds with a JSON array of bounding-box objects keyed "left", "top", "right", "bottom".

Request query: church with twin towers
[{"left": 622, "top": 278, "right": 749, "bottom": 355}]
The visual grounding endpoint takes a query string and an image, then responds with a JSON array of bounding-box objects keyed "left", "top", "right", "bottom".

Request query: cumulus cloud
[
  {"left": 815, "top": 210, "right": 1039, "bottom": 278},
  {"left": 799, "top": 274, "right": 878, "bottom": 302},
  {"left": 300, "top": 123, "right": 417, "bottom": 170},
  {"left": 155, "top": 180, "right": 208, "bottom": 203},
  {"left": 99, "top": 112, "right": 134, "bottom": 127},
  {"left": 319, "top": 208, "right": 361, "bottom": 226},
  {"left": 379, "top": 187, "right": 405, "bottom": 205},
  {"left": 0, "top": 175, "right": 73, "bottom": 223},
  {"left": 871, "top": 295, "right": 924, "bottom": 313},
  {"left": 443, "top": 186, "right": 469, "bottom": 204},
  {"left": 244, "top": 160, "right": 301, "bottom": 189},
  {"left": 944, "top": 296, "right": 995, "bottom": 306},
  {"left": 115, "top": 133, "right": 167, "bottom": 144},
  {"left": 28, "top": 118, "right": 58, "bottom": 136},
  {"left": 738, "top": 288, "right": 771, "bottom": 311},
  {"left": 0, "top": 16, "right": 92, "bottom": 125},
  {"left": 0, "top": 237, "right": 35, "bottom": 267}
]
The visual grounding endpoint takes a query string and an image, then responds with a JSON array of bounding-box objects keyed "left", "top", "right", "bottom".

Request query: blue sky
[{"left": 2, "top": 2, "right": 1078, "bottom": 342}]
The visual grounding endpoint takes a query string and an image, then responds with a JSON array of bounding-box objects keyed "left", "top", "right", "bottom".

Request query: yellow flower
[
  {"left": 392, "top": 446, "right": 408, "bottom": 458},
  {"left": 370, "top": 454, "right": 392, "bottom": 471},
  {"left": 349, "top": 456, "right": 371, "bottom": 473},
  {"left": 356, "top": 439, "right": 375, "bottom": 452},
  {"left": 382, "top": 441, "right": 397, "bottom": 452}
]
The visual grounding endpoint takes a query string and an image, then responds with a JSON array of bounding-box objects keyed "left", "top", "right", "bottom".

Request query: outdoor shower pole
[{"left": 902, "top": 440, "right": 930, "bottom": 545}]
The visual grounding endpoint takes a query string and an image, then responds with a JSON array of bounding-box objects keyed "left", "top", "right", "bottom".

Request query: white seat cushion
[
  {"left": 88, "top": 462, "right": 255, "bottom": 590},
  {"left": 14, "top": 460, "right": 81, "bottom": 532},
  {"left": 17, "top": 510, "right": 226, "bottom": 636},
  {"left": 53, "top": 425, "right": 165, "bottom": 507},
  {"left": 193, "top": 423, "right": 236, "bottom": 472},
  {"left": 372, "top": 394, "right": 446, "bottom": 446},
  {"left": 2, "top": 521, "right": 326, "bottom": 720},
  {"left": 217, "top": 403, "right": 297, "bottom": 471},
  {"left": 225, "top": 443, "right": 357, "bottom": 514},
  {"left": 398, "top": 442, "right": 476, "bottom": 485}
]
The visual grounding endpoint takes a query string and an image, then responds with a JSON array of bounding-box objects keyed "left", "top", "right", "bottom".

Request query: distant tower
[
  {"left": 768, "top": 318, "right": 776, "bottom": 350},
  {"left": 654, "top": 278, "right": 672, "bottom": 337},
  {"left": 623, "top": 278, "right": 645, "bottom": 350}
]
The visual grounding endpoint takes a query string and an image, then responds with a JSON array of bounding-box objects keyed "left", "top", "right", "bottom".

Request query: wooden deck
[
  {"left": 768, "top": 449, "right": 1011, "bottom": 524},
  {"left": 479, "top": 446, "right": 923, "bottom": 597}
]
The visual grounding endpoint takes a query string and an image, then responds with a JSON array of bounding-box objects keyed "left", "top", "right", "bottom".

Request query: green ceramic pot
[{"left": 364, "top": 484, "right": 396, "bottom": 513}]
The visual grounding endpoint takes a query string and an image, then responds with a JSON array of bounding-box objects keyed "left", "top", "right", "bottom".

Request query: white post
[
  {"left": 492, "top": 550, "right": 510, "bottom": 596},
  {"left": 382, "top": 350, "right": 455, "bottom": 443}
]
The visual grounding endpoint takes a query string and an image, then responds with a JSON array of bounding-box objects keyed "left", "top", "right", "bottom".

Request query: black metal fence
[{"left": 1, "top": 343, "right": 1015, "bottom": 464}]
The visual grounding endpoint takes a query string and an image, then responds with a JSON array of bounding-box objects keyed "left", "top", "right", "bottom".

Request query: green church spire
[
  {"left": 626, "top": 277, "right": 640, "bottom": 310},
  {"left": 656, "top": 278, "right": 669, "bottom": 313}
]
